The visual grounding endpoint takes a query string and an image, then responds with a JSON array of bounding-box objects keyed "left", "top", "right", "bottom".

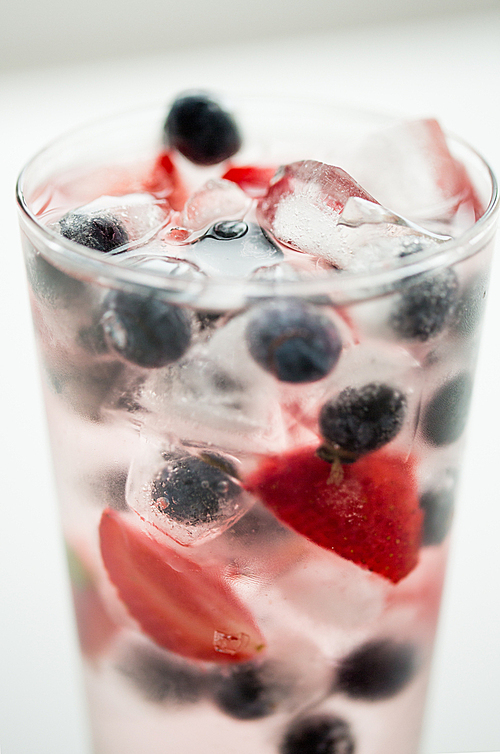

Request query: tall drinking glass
[{"left": 16, "top": 96, "right": 498, "bottom": 754}]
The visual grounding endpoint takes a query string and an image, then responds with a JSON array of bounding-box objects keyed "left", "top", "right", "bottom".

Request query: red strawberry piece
[
  {"left": 245, "top": 448, "right": 422, "bottom": 584},
  {"left": 99, "top": 509, "right": 265, "bottom": 663},
  {"left": 143, "top": 150, "right": 189, "bottom": 210},
  {"left": 222, "top": 164, "right": 277, "bottom": 197}
]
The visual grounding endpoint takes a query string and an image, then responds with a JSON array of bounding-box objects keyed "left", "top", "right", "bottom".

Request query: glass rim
[{"left": 15, "top": 99, "right": 500, "bottom": 306}]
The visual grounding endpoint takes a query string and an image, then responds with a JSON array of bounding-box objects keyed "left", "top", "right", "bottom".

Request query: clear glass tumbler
[{"left": 16, "top": 97, "right": 499, "bottom": 754}]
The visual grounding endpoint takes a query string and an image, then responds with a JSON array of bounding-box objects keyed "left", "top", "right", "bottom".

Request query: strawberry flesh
[
  {"left": 222, "top": 165, "right": 277, "bottom": 197},
  {"left": 99, "top": 509, "right": 265, "bottom": 662},
  {"left": 245, "top": 448, "right": 422, "bottom": 583}
]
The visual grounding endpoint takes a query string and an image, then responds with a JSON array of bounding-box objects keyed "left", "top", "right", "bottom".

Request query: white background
[{"left": 1, "top": 2, "right": 499, "bottom": 753}]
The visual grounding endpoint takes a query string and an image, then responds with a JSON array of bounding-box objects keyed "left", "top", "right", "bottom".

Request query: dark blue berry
[
  {"left": 27, "top": 250, "right": 84, "bottom": 308},
  {"left": 319, "top": 383, "right": 407, "bottom": 456},
  {"left": 101, "top": 291, "right": 191, "bottom": 368},
  {"left": 390, "top": 268, "right": 459, "bottom": 341},
  {"left": 245, "top": 298, "right": 342, "bottom": 383},
  {"left": 119, "top": 645, "right": 206, "bottom": 704},
  {"left": 58, "top": 212, "right": 128, "bottom": 253},
  {"left": 420, "top": 480, "right": 455, "bottom": 546},
  {"left": 281, "top": 714, "right": 355, "bottom": 754},
  {"left": 335, "top": 640, "right": 416, "bottom": 700},
  {"left": 211, "top": 663, "right": 284, "bottom": 720},
  {"left": 151, "top": 453, "right": 241, "bottom": 525},
  {"left": 422, "top": 372, "right": 473, "bottom": 446},
  {"left": 164, "top": 92, "right": 242, "bottom": 166}
]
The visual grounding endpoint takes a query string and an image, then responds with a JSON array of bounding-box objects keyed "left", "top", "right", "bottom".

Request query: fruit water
[{"left": 17, "top": 93, "right": 498, "bottom": 754}]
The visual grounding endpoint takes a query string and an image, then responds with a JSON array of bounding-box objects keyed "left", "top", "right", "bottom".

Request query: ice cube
[
  {"left": 179, "top": 179, "right": 252, "bottom": 232},
  {"left": 182, "top": 221, "right": 284, "bottom": 278},
  {"left": 257, "top": 161, "right": 449, "bottom": 272},
  {"left": 126, "top": 436, "right": 253, "bottom": 546},
  {"left": 348, "top": 119, "right": 474, "bottom": 222},
  {"left": 124, "top": 253, "right": 206, "bottom": 281},
  {"left": 56, "top": 193, "right": 171, "bottom": 251}
]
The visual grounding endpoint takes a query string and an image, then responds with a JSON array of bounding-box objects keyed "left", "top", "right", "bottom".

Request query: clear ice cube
[
  {"left": 126, "top": 435, "right": 253, "bottom": 546},
  {"left": 257, "top": 160, "right": 449, "bottom": 273},
  {"left": 182, "top": 221, "right": 284, "bottom": 278},
  {"left": 57, "top": 193, "right": 171, "bottom": 250},
  {"left": 348, "top": 118, "right": 474, "bottom": 222},
  {"left": 179, "top": 179, "right": 252, "bottom": 232}
]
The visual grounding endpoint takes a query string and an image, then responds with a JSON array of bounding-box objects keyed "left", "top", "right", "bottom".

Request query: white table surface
[{"left": 1, "top": 8, "right": 499, "bottom": 754}]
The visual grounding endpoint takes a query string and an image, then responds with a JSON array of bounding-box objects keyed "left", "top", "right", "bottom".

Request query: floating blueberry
[
  {"left": 101, "top": 291, "right": 191, "bottom": 368},
  {"left": 420, "top": 481, "right": 455, "bottom": 546},
  {"left": 119, "top": 644, "right": 206, "bottom": 704},
  {"left": 164, "top": 92, "right": 242, "bottom": 166},
  {"left": 335, "top": 640, "right": 416, "bottom": 700},
  {"left": 211, "top": 663, "right": 284, "bottom": 720},
  {"left": 245, "top": 298, "right": 342, "bottom": 383},
  {"left": 58, "top": 212, "right": 128, "bottom": 253},
  {"left": 422, "top": 373, "right": 473, "bottom": 446},
  {"left": 280, "top": 714, "right": 355, "bottom": 754},
  {"left": 319, "top": 383, "right": 407, "bottom": 456},
  {"left": 390, "top": 268, "right": 459, "bottom": 341},
  {"left": 151, "top": 453, "right": 241, "bottom": 525}
]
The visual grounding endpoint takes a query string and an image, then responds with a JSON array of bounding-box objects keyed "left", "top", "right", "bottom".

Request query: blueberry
[
  {"left": 390, "top": 268, "right": 459, "bottom": 341},
  {"left": 151, "top": 453, "right": 241, "bottom": 525},
  {"left": 420, "top": 480, "right": 455, "bottom": 546},
  {"left": 422, "top": 372, "right": 473, "bottom": 446},
  {"left": 101, "top": 291, "right": 191, "bottom": 368},
  {"left": 26, "top": 251, "right": 85, "bottom": 308},
  {"left": 281, "top": 714, "right": 355, "bottom": 754},
  {"left": 335, "top": 640, "right": 416, "bottom": 700},
  {"left": 119, "top": 644, "right": 206, "bottom": 704},
  {"left": 211, "top": 662, "right": 284, "bottom": 720},
  {"left": 245, "top": 298, "right": 342, "bottom": 383},
  {"left": 319, "top": 383, "right": 407, "bottom": 456},
  {"left": 164, "top": 92, "right": 242, "bottom": 166},
  {"left": 58, "top": 212, "right": 128, "bottom": 253}
]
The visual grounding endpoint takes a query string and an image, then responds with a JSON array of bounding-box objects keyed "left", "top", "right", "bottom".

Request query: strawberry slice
[
  {"left": 245, "top": 448, "right": 422, "bottom": 584},
  {"left": 222, "top": 164, "right": 277, "bottom": 197},
  {"left": 99, "top": 509, "right": 265, "bottom": 663},
  {"left": 143, "top": 150, "right": 189, "bottom": 210}
]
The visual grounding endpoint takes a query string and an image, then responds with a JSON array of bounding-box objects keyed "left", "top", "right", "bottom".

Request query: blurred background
[{"left": 1, "top": 1, "right": 499, "bottom": 753}]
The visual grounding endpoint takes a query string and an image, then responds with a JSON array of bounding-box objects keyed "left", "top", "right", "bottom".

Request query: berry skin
[
  {"left": 422, "top": 372, "right": 473, "bottom": 446},
  {"left": 164, "top": 92, "right": 242, "bottom": 166},
  {"left": 211, "top": 662, "right": 283, "bottom": 720},
  {"left": 319, "top": 383, "right": 407, "bottom": 457},
  {"left": 58, "top": 212, "right": 128, "bottom": 252},
  {"left": 101, "top": 291, "right": 191, "bottom": 368},
  {"left": 280, "top": 714, "right": 355, "bottom": 754},
  {"left": 99, "top": 508, "right": 265, "bottom": 662},
  {"left": 151, "top": 454, "right": 242, "bottom": 525},
  {"left": 390, "top": 268, "right": 459, "bottom": 341},
  {"left": 335, "top": 640, "right": 417, "bottom": 700},
  {"left": 245, "top": 447, "right": 422, "bottom": 583},
  {"left": 245, "top": 299, "right": 342, "bottom": 384}
]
